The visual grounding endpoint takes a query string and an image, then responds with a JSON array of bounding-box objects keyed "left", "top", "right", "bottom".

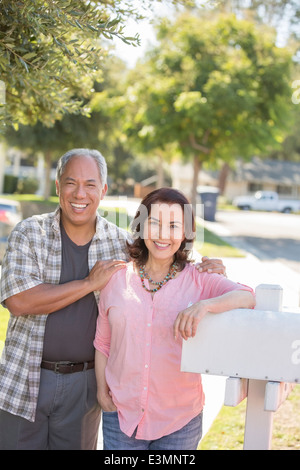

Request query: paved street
[
  {"left": 103, "top": 198, "right": 300, "bottom": 276},
  {"left": 205, "top": 209, "right": 300, "bottom": 275}
]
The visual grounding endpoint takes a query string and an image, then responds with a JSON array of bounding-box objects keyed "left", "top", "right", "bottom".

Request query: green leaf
[
  {"left": 87, "top": 24, "right": 99, "bottom": 32},
  {"left": 75, "top": 19, "right": 83, "bottom": 30},
  {"left": 22, "top": 52, "right": 36, "bottom": 61},
  {"left": 18, "top": 57, "right": 29, "bottom": 72}
]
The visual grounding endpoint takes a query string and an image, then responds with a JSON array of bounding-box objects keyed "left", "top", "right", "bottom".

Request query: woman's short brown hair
[{"left": 127, "top": 187, "right": 196, "bottom": 270}]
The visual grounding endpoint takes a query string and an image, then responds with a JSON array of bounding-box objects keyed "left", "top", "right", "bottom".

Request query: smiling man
[
  {"left": 0, "top": 149, "right": 129, "bottom": 450},
  {"left": 0, "top": 148, "right": 226, "bottom": 450}
]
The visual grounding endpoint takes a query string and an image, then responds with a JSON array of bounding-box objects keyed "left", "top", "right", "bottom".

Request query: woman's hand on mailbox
[{"left": 173, "top": 301, "right": 209, "bottom": 341}]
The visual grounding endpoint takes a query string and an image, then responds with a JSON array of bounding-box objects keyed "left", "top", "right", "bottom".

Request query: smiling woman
[{"left": 93, "top": 186, "right": 254, "bottom": 450}]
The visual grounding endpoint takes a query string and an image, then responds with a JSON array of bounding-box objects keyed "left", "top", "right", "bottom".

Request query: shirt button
[
  {"left": 145, "top": 364, "right": 148, "bottom": 368},
  {"left": 144, "top": 387, "right": 147, "bottom": 390},
  {"left": 147, "top": 323, "right": 151, "bottom": 327}
]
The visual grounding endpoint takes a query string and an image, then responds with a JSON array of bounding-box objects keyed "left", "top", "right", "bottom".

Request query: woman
[{"left": 94, "top": 188, "right": 255, "bottom": 450}]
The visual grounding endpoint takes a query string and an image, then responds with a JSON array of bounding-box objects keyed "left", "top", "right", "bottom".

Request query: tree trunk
[
  {"left": 191, "top": 154, "right": 202, "bottom": 211},
  {"left": 0, "top": 143, "right": 6, "bottom": 194},
  {"left": 156, "top": 153, "right": 164, "bottom": 188},
  {"left": 43, "top": 150, "right": 52, "bottom": 199},
  {"left": 218, "top": 162, "right": 230, "bottom": 196}
]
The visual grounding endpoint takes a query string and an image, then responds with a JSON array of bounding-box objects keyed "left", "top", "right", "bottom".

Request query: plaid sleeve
[{"left": 0, "top": 222, "right": 44, "bottom": 306}]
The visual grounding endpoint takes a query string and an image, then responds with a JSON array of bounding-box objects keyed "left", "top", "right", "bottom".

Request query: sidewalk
[{"left": 97, "top": 228, "right": 300, "bottom": 449}]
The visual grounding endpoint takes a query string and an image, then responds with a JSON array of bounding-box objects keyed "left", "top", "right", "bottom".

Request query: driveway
[{"left": 205, "top": 210, "right": 300, "bottom": 275}]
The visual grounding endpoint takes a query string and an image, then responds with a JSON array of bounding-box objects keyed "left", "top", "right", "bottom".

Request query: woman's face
[{"left": 143, "top": 202, "right": 185, "bottom": 262}]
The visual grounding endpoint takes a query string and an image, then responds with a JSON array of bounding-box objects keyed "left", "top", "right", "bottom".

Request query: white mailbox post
[{"left": 181, "top": 284, "right": 300, "bottom": 450}]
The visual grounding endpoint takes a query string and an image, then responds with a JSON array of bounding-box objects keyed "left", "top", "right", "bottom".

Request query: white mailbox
[
  {"left": 181, "top": 284, "right": 300, "bottom": 450},
  {"left": 181, "top": 307, "right": 300, "bottom": 384}
]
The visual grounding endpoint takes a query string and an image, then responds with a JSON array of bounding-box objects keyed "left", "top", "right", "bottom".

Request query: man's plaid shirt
[{"left": 0, "top": 207, "right": 130, "bottom": 422}]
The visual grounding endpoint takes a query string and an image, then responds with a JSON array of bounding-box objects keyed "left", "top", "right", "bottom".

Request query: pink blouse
[{"left": 94, "top": 262, "right": 253, "bottom": 440}]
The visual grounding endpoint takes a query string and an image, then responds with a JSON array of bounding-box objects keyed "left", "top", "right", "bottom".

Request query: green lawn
[
  {"left": 195, "top": 224, "right": 243, "bottom": 258},
  {"left": 198, "top": 384, "right": 300, "bottom": 450},
  {"left": 0, "top": 304, "right": 8, "bottom": 354}
]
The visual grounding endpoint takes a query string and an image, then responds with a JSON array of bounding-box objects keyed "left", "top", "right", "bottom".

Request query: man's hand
[
  {"left": 6, "top": 259, "right": 127, "bottom": 317},
  {"left": 87, "top": 259, "right": 127, "bottom": 291},
  {"left": 196, "top": 256, "right": 226, "bottom": 276}
]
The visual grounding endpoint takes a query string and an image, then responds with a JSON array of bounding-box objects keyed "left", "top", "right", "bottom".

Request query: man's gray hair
[{"left": 56, "top": 148, "right": 107, "bottom": 185}]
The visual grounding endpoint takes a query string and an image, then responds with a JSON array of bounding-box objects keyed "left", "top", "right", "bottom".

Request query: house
[
  {"left": 228, "top": 158, "right": 300, "bottom": 200},
  {"left": 170, "top": 158, "right": 300, "bottom": 201},
  {"left": 170, "top": 160, "right": 218, "bottom": 198}
]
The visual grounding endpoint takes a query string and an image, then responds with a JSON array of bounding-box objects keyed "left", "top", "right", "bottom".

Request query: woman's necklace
[{"left": 139, "top": 262, "right": 178, "bottom": 293}]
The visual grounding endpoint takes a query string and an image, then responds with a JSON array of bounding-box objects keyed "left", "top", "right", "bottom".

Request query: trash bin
[{"left": 198, "top": 187, "right": 219, "bottom": 221}]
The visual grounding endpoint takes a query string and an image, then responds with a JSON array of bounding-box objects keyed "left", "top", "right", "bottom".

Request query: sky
[
  {"left": 111, "top": 2, "right": 172, "bottom": 67},
  {"left": 112, "top": 19, "right": 156, "bottom": 68},
  {"left": 111, "top": 1, "right": 214, "bottom": 67},
  {"left": 111, "top": 0, "right": 291, "bottom": 67}
]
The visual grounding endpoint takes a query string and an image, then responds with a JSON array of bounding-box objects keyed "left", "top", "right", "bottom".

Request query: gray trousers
[{"left": 0, "top": 368, "right": 101, "bottom": 450}]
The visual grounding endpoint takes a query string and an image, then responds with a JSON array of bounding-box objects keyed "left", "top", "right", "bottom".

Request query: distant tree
[
  {"left": 217, "top": 0, "right": 300, "bottom": 168},
  {"left": 124, "top": 12, "right": 294, "bottom": 205},
  {"left": 219, "top": 0, "right": 300, "bottom": 40},
  {"left": 268, "top": 106, "right": 300, "bottom": 161}
]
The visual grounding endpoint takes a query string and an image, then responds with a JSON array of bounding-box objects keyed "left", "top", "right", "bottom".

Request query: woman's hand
[
  {"left": 97, "top": 389, "right": 117, "bottom": 412},
  {"left": 196, "top": 256, "right": 227, "bottom": 276},
  {"left": 95, "top": 350, "right": 117, "bottom": 412},
  {"left": 173, "top": 291, "right": 255, "bottom": 341},
  {"left": 173, "top": 301, "right": 209, "bottom": 341}
]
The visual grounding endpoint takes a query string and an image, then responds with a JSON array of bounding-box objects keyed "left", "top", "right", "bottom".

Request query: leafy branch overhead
[{"left": 0, "top": 0, "right": 143, "bottom": 130}]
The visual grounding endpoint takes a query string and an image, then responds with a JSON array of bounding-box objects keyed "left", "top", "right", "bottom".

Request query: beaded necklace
[{"left": 139, "top": 262, "right": 178, "bottom": 293}]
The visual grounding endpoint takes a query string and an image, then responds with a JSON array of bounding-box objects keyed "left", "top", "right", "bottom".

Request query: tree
[
  {"left": 124, "top": 12, "right": 294, "bottom": 206},
  {"left": 0, "top": 0, "right": 142, "bottom": 131},
  {"left": 219, "top": 0, "right": 300, "bottom": 42},
  {"left": 0, "top": 0, "right": 195, "bottom": 132},
  {"left": 217, "top": 0, "right": 300, "bottom": 169}
]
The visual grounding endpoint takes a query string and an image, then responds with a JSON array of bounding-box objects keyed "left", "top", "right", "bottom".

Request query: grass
[
  {"left": 0, "top": 194, "right": 59, "bottom": 204},
  {"left": 0, "top": 304, "right": 9, "bottom": 355},
  {"left": 195, "top": 224, "right": 244, "bottom": 258},
  {"left": 0, "top": 304, "right": 8, "bottom": 341},
  {"left": 199, "top": 398, "right": 247, "bottom": 450},
  {"left": 198, "top": 385, "right": 300, "bottom": 450}
]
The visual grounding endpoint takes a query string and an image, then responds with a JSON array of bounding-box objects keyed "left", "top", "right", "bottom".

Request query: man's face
[{"left": 56, "top": 155, "right": 107, "bottom": 229}]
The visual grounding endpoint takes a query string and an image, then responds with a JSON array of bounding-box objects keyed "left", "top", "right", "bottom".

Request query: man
[{"left": 0, "top": 148, "right": 225, "bottom": 450}]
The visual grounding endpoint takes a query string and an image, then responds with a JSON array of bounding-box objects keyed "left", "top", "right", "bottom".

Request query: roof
[{"left": 233, "top": 158, "right": 300, "bottom": 185}]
